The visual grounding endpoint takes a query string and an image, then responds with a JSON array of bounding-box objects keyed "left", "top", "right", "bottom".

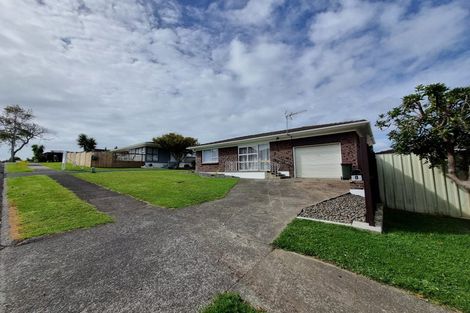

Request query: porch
[{"left": 222, "top": 161, "right": 288, "bottom": 179}]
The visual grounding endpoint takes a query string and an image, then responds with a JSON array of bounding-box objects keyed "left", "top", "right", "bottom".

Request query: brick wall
[
  {"left": 269, "top": 132, "right": 360, "bottom": 174},
  {"left": 196, "top": 132, "right": 361, "bottom": 174},
  {"left": 196, "top": 146, "right": 238, "bottom": 172},
  {"left": 350, "top": 180, "right": 364, "bottom": 189}
]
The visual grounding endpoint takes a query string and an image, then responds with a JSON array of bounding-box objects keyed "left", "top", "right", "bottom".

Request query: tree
[
  {"left": 77, "top": 133, "right": 97, "bottom": 152},
  {"left": 153, "top": 133, "right": 197, "bottom": 168},
  {"left": 0, "top": 105, "right": 47, "bottom": 162},
  {"left": 376, "top": 83, "right": 470, "bottom": 183},
  {"left": 31, "top": 144, "right": 45, "bottom": 162}
]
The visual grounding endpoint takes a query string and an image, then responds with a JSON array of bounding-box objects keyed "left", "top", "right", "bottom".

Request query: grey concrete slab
[
  {"left": 0, "top": 175, "right": 452, "bottom": 313},
  {"left": 236, "top": 249, "right": 450, "bottom": 313}
]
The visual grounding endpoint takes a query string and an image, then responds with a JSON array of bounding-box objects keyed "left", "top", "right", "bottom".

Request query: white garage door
[{"left": 294, "top": 143, "right": 342, "bottom": 178}]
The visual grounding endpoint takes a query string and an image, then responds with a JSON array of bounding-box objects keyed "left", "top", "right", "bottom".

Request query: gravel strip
[{"left": 299, "top": 193, "right": 366, "bottom": 224}]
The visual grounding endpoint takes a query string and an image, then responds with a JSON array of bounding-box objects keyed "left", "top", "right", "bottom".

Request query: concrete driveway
[{"left": 0, "top": 175, "right": 450, "bottom": 313}]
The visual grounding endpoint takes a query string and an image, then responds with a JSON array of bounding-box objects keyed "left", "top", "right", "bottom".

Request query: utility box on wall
[{"left": 351, "top": 174, "right": 362, "bottom": 181}]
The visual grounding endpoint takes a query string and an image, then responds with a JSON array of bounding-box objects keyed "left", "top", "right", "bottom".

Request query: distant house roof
[
  {"left": 375, "top": 149, "right": 394, "bottom": 155},
  {"left": 112, "top": 142, "right": 158, "bottom": 153},
  {"left": 190, "top": 120, "right": 374, "bottom": 151},
  {"left": 44, "top": 150, "right": 64, "bottom": 153}
]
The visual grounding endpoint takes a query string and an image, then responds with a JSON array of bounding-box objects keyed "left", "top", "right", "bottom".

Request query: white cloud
[
  {"left": 225, "top": 0, "right": 285, "bottom": 26},
  {"left": 382, "top": 3, "right": 468, "bottom": 63},
  {"left": 309, "top": 0, "right": 379, "bottom": 44},
  {"left": 226, "top": 39, "right": 293, "bottom": 87},
  {"left": 0, "top": 0, "right": 469, "bottom": 159}
]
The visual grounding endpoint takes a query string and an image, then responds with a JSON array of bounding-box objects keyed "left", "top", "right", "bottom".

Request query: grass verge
[
  {"left": 75, "top": 170, "right": 238, "bottom": 208},
  {"left": 5, "top": 161, "right": 32, "bottom": 173},
  {"left": 40, "top": 162, "right": 158, "bottom": 172},
  {"left": 40, "top": 162, "right": 90, "bottom": 171},
  {"left": 201, "top": 292, "right": 264, "bottom": 313},
  {"left": 273, "top": 210, "right": 470, "bottom": 312},
  {"left": 7, "top": 175, "right": 113, "bottom": 240}
]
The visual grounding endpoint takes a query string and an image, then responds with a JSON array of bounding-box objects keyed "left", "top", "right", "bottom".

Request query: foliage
[
  {"left": 75, "top": 170, "right": 238, "bottom": 208},
  {"left": 201, "top": 293, "right": 264, "bottom": 313},
  {"left": 273, "top": 210, "right": 470, "bottom": 312},
  {"left": 77, "top": 133, "right": 97, "bottom": 152},
  {"left": 153, "top": 133, "right": 197, "bottom": 167},
  {"left": 31, "top": 144, "right": 45, "bottom": 162},
  {"left": 0, "top": 105, "right": 47, "bottom": 161},
  {"left": 5, "top": 161, "right": 32, "bottom": 173},
  {"left": 376, "top": 83, "right": 470, "bottom": 179},
  {"left": 7, "top": 175, "right": 113, "bottom": 240}
]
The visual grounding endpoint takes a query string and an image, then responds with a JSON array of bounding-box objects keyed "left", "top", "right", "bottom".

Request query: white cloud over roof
[{"left": 0, "top": 0, "right": 469, "bottom": 158}]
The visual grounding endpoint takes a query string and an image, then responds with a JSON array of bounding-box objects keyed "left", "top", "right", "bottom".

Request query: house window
[
  {"left": 146, "top": 147, "right": 159, "bottom": 162},
  {"left": 202, "top": 149, "right": 218, "bottom": 163},
  {"left": 124, "top": 147, "right": 145, "bottom": 162},
  {"left": 238, "top": 143, "right": 270, "bottom": 171}
]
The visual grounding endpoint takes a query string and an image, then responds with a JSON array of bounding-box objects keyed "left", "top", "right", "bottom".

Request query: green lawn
[
  {"left": 7, "top": 175, "right": 113, "bottom": 240},
  {"left": 75, "top": 170, "right": 238, "bottom": 208},
  {"left": 40, "top": 162, "right": 91, "bottom": 171},
  {"left": 201, "top": 293, "right": 264, "bottom": 313},
  {"left": 273, "top": 210, "right": 470, "bottom": 312},
  {"left": 5, "top": 161, "right": 32, "bottom": 173},
  {"left": 41, "top": 162, "right": 157, "bottom": 172}
]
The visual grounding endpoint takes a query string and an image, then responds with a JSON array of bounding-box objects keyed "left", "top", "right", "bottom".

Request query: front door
[{"left": 258, "top": 144, "right": 270, "bottom": 171}]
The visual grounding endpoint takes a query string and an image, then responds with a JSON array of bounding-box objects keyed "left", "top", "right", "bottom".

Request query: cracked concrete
[{"left": 0, "top": 174, "right": 451, "bottom": 312}]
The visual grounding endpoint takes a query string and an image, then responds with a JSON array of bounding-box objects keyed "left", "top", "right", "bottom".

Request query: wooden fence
[
  {"left": 376, "top": 153, "right": 470, "bottom": 219},
  {"left": 66, "top": 151, "right": 143, "bottom": 168},
  {"left": 66, "top": 152, "right": 92, "bottom": 167}
]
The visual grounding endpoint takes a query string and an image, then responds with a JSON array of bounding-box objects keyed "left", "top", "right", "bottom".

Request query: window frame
[
  {"left": 202, "top": 149, "right": 219, "bottom": 164},
  {"left": 145, "top": 147, "right": 159, "bottom": 162},
  {"left": 238, "top": 143, "right": 270, "bottom": 171}
]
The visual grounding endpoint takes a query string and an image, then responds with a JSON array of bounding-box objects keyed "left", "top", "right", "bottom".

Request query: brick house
[{"left": 189, "top": 120, "right": 374, "bottom": 179}]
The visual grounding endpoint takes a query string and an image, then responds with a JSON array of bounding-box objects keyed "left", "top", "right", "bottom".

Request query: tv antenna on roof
[{"left": 285, "top": 110, "right": 307, "bottom": 133}]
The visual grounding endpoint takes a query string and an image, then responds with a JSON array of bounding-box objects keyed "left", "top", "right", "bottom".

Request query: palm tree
[{"left": 77, "top": 134, "right": 97, "bottom": 152}]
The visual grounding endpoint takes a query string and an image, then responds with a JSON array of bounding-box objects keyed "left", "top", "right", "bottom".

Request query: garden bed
[{"left": 298, "top": 193, "right": 366, "bottom": 224}]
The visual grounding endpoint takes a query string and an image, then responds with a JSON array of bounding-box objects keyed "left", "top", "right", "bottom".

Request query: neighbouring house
[
  {"left": 112, "top": 142, "right": 195, "bottom": 168},
  {"left": 190, "top": 120, "right": 374, "bottom": 179},
  {"left": 66, "top": 151, "right": 144, "bottom": 168},
  {"left": 43, "top": 150, "right": 63, "bottom": 162}
]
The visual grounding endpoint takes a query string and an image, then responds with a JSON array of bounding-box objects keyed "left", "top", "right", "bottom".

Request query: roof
[
  {"left": 375, "top": 149, "right": 394, "bottom": 155},
  {"left": 112, "top": 142, "right": 158, "bottom": 153},
  {"left": 44, "top": 150, "right": 64, "bottom": 153},
  {"left": 190, "top": 120, "right": 374, "bottom": 151}
]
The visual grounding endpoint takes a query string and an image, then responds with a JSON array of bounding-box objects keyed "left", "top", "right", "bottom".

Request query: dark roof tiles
[{"left": 197, "top": 119, "right": 367, "bottom": 146}]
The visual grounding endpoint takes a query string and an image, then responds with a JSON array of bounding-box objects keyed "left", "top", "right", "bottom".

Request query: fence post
[{"left": 359, "top": 136, "right": 376, "bottom": 226}]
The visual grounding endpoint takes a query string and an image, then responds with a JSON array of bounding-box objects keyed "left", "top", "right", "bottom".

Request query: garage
[{"left": 294, "top": 143, "right": 342, "bottom": 178}]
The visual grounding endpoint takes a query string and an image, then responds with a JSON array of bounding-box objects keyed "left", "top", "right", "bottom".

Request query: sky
[{"left": 0, "top": 0, "right": 469, "bottom": 160}]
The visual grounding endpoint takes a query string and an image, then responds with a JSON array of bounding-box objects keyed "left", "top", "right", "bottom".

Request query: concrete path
[
  {"left": 5, "top": 163, "right": 61, "bottom": 177},
  {"left": 236, "top": 249, "right": 449, "bottom": 313},
  {"left": 0, "top": 175, "right": 451, "bottom": 312}
]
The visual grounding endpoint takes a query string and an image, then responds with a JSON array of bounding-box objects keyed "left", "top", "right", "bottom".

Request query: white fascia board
[
  {"left": 190, "top": 121, "right": 373, "bottom": 151},
  {"left": 112, "top": 142, "right": 158, "bottom": 152}
]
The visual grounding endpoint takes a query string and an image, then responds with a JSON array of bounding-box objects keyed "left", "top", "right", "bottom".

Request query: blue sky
[{"left": 0, "top": 0, "right": 469, "bottom": 159}]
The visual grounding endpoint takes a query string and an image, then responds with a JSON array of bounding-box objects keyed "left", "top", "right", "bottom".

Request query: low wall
[{"left": 94, "top": 160, "right": 143, "bottom": 168}]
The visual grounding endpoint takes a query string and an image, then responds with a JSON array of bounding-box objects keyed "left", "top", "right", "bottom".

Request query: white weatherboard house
[{"left": 112, "top": 142, "right": 194, "bottom": 168}]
